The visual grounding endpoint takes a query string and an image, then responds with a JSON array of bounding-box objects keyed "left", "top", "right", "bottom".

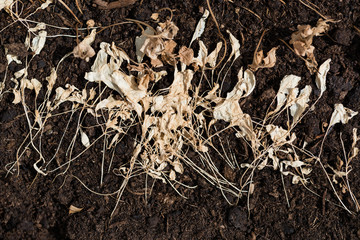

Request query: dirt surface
[{"left": 1, "top": 0, "right": 360, "bottom": 239}]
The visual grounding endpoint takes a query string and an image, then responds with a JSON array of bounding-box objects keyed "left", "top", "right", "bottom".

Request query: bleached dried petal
[
  {"left": 190, "top": 9, "right": 209, "bottom": 46},
  {"left": 315, "top": 58, "right": 331, "bottom": 97},
  {"left": 329, "top": 104, "right": 358, "bottom": 128}
]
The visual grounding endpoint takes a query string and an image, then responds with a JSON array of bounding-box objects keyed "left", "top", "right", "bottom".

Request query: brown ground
[{"left": 1, "top": 0, "right": 360, "bottom": 239}]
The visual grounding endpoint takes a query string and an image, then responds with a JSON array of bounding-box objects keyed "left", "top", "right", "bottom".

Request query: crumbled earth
[{"left": 1, "top": 0, "right": 360, "bottom": 239}]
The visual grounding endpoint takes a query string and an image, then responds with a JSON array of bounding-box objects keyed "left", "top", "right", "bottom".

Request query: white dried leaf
[
  {"left": 14, "top": 68, "right": 26, "bottom": 79},
  {"left": 282, "top": 160, "right": 307, "bottom": 168},
  {"left": 173, "top": 160, "right": 183, "bottom": 174},
  {"left": 0, "top": 0, "right": 13, "bottom": 11},
  {"left": 268, "top": 148, "right": 279, "bottom": 170},
  {"left": 227, "top": 30, "right": 240, "bottom": 61},
  {"left": 206, "top": 42, "right": 222, "bottom": 67},
  {"left": 258, "top": 157, "right": 268, "bottom": 170},
  {"left": 12, "top": 89, "right": 21, "bottom": 104},
  {"left": 73, "top": 29, "right": 96, "bottom": 62},
  {"left": 80, "top": 129, "right": 90, "bottom": 148},
  {"left": 329, "top": 104, "right": 358, "bottom": 128},
  {"left": 46, "top": 68, "right": 57, "bottom": 91},
  {"left": 266, "top": 124, "right": 289, "bottom": 145},
  {"left": 301, "top": 167, "right": 312, "bottom": 175},
  {"left": 292, "top": 175, "right": 301, "bottom": 184},
  {"left": 190, "top": 9, "right": 209, "bottom": 46},
  {"left": 315, "top": 58, "right": 331, "bottom": 97},
  {"left": 169, "top": 169, "right": 176, "bottom": 181},
  {"left": 6, "top": 53, "right": 21, "bottom": 65},
  {"left": 29, "top": 22, "right": 46, "bottom": 32},
  {"left": 272, "top": 75, "right": 301, "bottom": 114},
  {"left": 30, "top": 78, "right": 42, "bottom": 96},
  {"left": 40, "top": 0, "right": 53, "bottom": 9},
  {"left": 290, "top": 85, "right": 312, "bottom": 125},
  {"left": 135, "top": 27, "right": 155, "bottom": 63},
  {"left": 31, "top": 30, "right": 47, "bottom": 55},
  {"left": 194, "top": 40, "right": 208, "bottom": 67}
]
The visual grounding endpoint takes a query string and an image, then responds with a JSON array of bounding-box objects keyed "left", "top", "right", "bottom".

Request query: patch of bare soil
[{"left": 1, "top": 0, "right": 360, "bottom": 239}]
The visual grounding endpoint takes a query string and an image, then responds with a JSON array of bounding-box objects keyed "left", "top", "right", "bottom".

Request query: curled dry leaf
[
  {"left": 227, "top": 30, "right": 240, "bottom": 61},
  {"left": 69, "top": 205, "right": 83, "bottom": 214},
  {"left": 135, "top": 27, "right": 155, "bottom": 63},
  {"left": 290, "top": 85, "right": 312, "bottom": 125},
  {"left": 25, "top": 29, "right": 47, "bottom": 56},
  {"left": 190, "top": 9, "right": 209, "bottom": 46},
  {"left": 157, "top": 20, "right": 179, "bottom": 40},
  {"left": 290, "top": 19, "right": 332, "bottom": 74},
  {"left": 73, "top": 29, "right": 96, "bottom": 62},
  {"left": 315, "top": 58, "right": 331, "bottom": 97},
  {"left": 178, "top": 46, "right": 194, "bottom": 66},
  {"left": 206, "top": 42, "right": 222, "bottom": 68},
  {"left": 328, "top": 104, "right": 358, "bottom": 128},
  {"left": 270, "top": 74, "right": 301, "bottom": 115},
  {"left": 249, "top": 47, "right": 278, "bottom": 71}
]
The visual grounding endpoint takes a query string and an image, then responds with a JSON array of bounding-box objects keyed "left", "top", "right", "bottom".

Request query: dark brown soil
[{"left": 1, "top": 0, "right": 360, "bottom": 239}]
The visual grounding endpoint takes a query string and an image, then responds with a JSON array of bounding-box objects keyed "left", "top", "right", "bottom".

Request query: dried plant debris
[
  {"left": 290, "top": 19, "right": 332, "bottom": 73},
  {"left": 6, "top": 9, "right": 359, "bottom": 217},
  {"left": 249, "top": 47, "right": 278, "bottom": 71},
  {"left": 73, "top": 29, "right": 96, "bottom": 62}
]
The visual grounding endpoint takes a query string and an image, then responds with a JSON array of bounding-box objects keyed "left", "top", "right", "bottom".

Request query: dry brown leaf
[
  {"left": 157, "top": 20, "right": 179, "bottom": 39},
  {"left": 290, "top": 19, "right": 332, "bottom": 74},
  {"left": 178, "top": 46, "right": 194, "bottom": 66},
  {"left": 140, "top": 37, "right": 164, "bottom": 66},
  {"left": 69, "top": 205, "right": 83, "bottom": 214},
  {"left": 249, "top": 47, "right": 278, "bottom": 71},
  {"left": 151, "top": 13, "right": 159, "bottom": 21}
]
